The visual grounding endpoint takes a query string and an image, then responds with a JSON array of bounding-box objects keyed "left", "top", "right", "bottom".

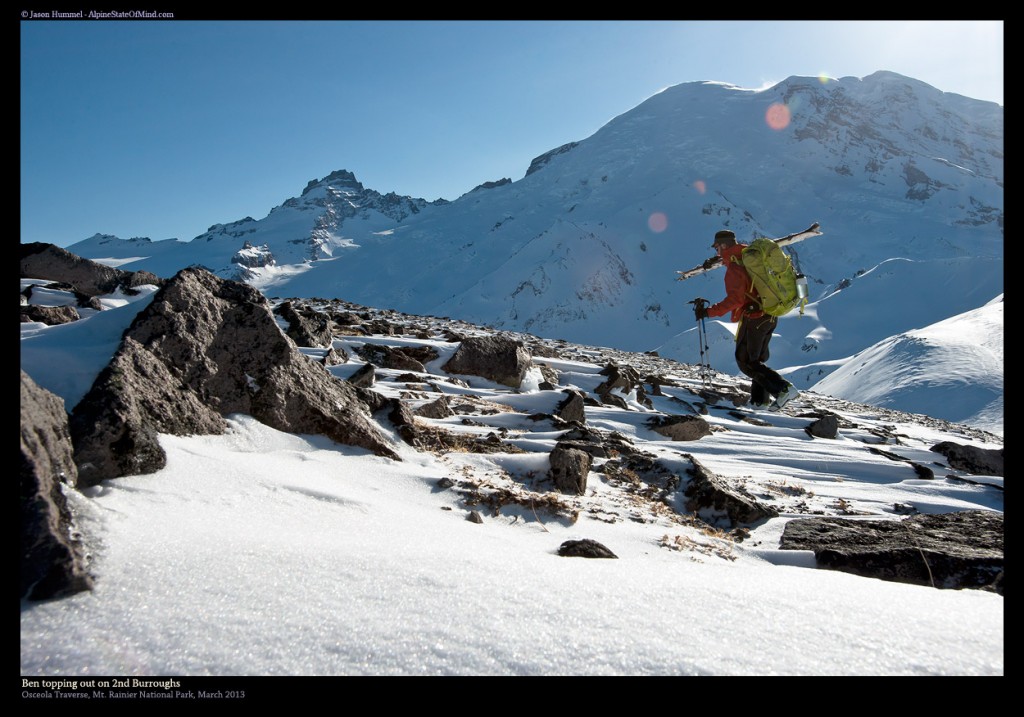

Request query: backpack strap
[{"left": 732, "top": 255, "right": 762, "bottom": 314}]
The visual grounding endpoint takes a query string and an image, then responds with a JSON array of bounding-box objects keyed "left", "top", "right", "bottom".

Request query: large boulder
[
  {"left": 548, "top": 444, "right": 592, "bottom": 495},
  {"left": 20, "top": 371, "right": 92, "bottom": 600},
  {"left": 930, "top": 441, "right": 1003, "bottom": 476},
  {"left": 780, "top": 510, "right": 1003, "bottom": 594},
  {"left": 20, "top": 242, "right": 162, "bottom": 297},
  {"left": 69, "top": 267, "right": 399, "bottom": 486},
  {"left": 555, "top": 389, "right": 586, "bottom": 424},
  {"left": 21, "top": 304, "right": 81, "bottom": 326},
  {"left": 442, "top": 335, "right": 532, "bottom": 388}
]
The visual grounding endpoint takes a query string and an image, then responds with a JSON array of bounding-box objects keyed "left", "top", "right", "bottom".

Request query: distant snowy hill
[
  {"left": 811, "top": 295, "right": 1003, "bottom": 434},
  {"left": 66, "top": 71, "right": 1003, "bottom": 430}
]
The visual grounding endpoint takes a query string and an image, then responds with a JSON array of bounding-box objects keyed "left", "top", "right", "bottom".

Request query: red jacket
[{"left": 706, "top": 243, "right": 763, "bottom": 322}]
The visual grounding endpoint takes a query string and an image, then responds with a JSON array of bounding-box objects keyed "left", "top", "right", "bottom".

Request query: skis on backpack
[{"left": 675, "top": 222, "right": 823, "bottom": 281}]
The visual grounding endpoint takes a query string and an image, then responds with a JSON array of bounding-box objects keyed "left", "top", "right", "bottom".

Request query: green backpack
[{"left": 738, "top": 238, "right": 806, "bottom": 317}]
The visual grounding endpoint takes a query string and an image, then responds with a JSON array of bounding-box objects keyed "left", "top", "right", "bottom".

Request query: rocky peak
[
  {"left": 525, "top": 142, "right": 579, "bottom": 176},
  {"left": 302, "top": 169, "right": 364, "bottom": 196}
]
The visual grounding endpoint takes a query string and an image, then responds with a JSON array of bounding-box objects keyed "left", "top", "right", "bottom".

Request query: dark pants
[{"left": 735, "top": 314, "right": 789, "bottom": 404}]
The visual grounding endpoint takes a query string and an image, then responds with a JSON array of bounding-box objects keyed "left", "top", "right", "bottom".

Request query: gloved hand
[
  {"left": 693, "top": 303, "right": 709, "bottom": 321},
  {"left": 702, "top": 257, "right": 719, "bottom": 270}
]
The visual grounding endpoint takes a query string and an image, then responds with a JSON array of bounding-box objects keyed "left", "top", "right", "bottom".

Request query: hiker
[{"left": 694, "top": 230, "right": 798, "bottom": 410}]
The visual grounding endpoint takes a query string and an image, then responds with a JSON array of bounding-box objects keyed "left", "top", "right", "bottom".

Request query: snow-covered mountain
[
  {"left": 811, "top": 295, "right": 1003, "bottom": 431},
  {"left": 65, "top": 71, "right": 1003, "bottom": 430}
]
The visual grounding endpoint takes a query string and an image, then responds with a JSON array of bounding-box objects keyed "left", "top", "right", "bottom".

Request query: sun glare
[
  {"left": 765, "top": 103, "right": 791, "bottom": 131},
  {"left": 647, "top": 212, "right": 668, "bottom": 233}
]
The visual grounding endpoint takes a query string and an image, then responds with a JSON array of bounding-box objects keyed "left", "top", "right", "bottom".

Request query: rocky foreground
[{"left": 21, "top": 248, "right": 1004, "bottom": 602}]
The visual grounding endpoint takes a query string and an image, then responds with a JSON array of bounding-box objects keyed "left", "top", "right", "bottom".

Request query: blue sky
[{"left": 20, "top": 20, "right": 1003, "bottom": 248}]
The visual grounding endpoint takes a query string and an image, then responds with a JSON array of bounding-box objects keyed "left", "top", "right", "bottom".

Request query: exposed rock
[
  {"left": 442, "top": 334, "right": 532, "bottom": 388},
  {"left": 21, "top": 304, "right": 81, "bottom": 326},
  {"left": 555, "top": 389, "right": 586, "bottom": 424},
  {"left": 683, "top": 455, "right": 779, "bottom": 526},
  {"left": 595, "top": 363, "right": 652, "bottom": 408},
  {"left": 274, "top": 301, "right": 335, "bottom": 349},
  {"left": 20, "top": 242, "right": 163, "bottom": 297},
  {"left": 361, "top": 319, "right": 396, "bottom": 336},
  {"left": 467, "top": 510, "right": 484, "bottom": 524},
  {"left": 780, "top": 510, "right": 1003, "bottom": 594},
  {"left": 695, "top": 384, "right": 750, "bottom": 407},
  {"left": 599, "top": 392, "right": 630, "bottom": 410},
  {"left": 549, "top": 444, "right": 592, "bottom": 495},
  {"left": 527, "top": 341, "right": 560, "bottom": 358},
  {"left": 554, "top": 425, "right": 635, "bottom": 461},
  {"left": 867, "top": 446, "right": 936, "bottom": 480},
  {"left": 353, "top": 386, "right": 388, "bottom": 413},
  {"left": 319, "top": 346, "right": 348, "bottom": 367},
  {"left": 647, "top": 414, "right": 713, "bottom": 441},
  {"left": 20, "top": 371, "right": 92, "bottom": 600},
  {"left": 557, "top": 538, "right": 617, "bottom": 559},
  {"left": 470, "top": 178, "right": 511, "bottom": 193},
  {"left": 230, "top": 241, "right": 275, "bottom": 269},
  {"left": 381, "top": 398, "right": 418, "bottom": 445},
  {"left": 329, "top": 310, "right": 364, "bottom": 327},
  {"left": 357, "top": 344, "right": 427, "bottom": 372},
  {"left": 536, "top": 363, "right": 559, "bottom": 386},
  {"left": 930, "top": 441, "right": 1003, "bottom": 476},
  {"left": 347, "top": 363, "right": 376, "bottom": 388},
  {"left": 807, "top": 413, "right": 840, "bottom": 439},
  {"left": 69, "top": 267, "right": 399, "bottom": 486},
  {"left": 526, "top": 141, "right": 579, "bottom": 176},
  {"left": 415, "top": 396, "right": 453, "bottom": 419}
]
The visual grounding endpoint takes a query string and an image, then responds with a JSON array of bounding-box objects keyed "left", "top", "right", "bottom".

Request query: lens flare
[
  {"left": 647, "top": 212, "right": 668, "bottom": 233},
  {"left": 765, "top": 103, "right": 791, "bottom": 131},
  {"left": 692, "top": 180, "right": 707, "bottom": 195}
]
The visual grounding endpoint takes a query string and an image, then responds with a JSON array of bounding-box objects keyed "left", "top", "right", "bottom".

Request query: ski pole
[{"left": 688, "top": 298, "right": 712, "bottom": 387}]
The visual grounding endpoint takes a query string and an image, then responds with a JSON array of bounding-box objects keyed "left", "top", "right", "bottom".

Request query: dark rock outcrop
[
  {"left": 20, "top": 242, "right": 163, "bottom": 297},
  {"left": 442, "top": 335, "right": 532, "bottom": 388},
  {"left": 230, "top": 241, "right": 275, "bottom": 269},
  {"left": 647, "top": 414, "right": 713, "bottom": 441},
  {"left": 383, "top": 398, "right": 419, "bottom": 445},
  {"left": 347, "top": 363, "right": 376, "bottom": 388},
  {"left": 415, "top": 396, "right": 453, "bottom": 419},
  {"left": 555, "top": 389, "right": 586, "bottom": 424},
  {"left": 683, "top": 455, "right": 778, "bottom": 526},
  {"left": 780, "top": 510, "right": 1003, "bottom": 594},
  {"left": 69, "top": 267, "right": 399, "bottom": 486},
  {"left": 595, "top": 363, "right": 652, "bottom": 408},
  {"left": 20, "top": 371, "right": 92, "bottom": 600},
  {"left": 557, "top": 538, "right": 617, "bottom": 559},
  {"left": 549, "top": 444, "right": 592, "bottom": 495},
  {"left": 930, "top": 441, "right": 1003, "bottom": 476},
  {"left": 21, "top": 304, "right": 81, "bottom": 326},
  {"left": 357, "top": 344, "right": 434, "bottom": 372},
  {"left": 274, "top": 301, "right": 335, "bottom": 348},
  {"left": 526, "top": 141, "right": 579, "bottom": 176},
  {"left": 806, "top": 413, "right": 840, "bottom": 439}
]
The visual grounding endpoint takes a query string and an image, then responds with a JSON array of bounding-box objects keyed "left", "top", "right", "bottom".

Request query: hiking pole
[{"left": 688, "top": 298, "right": 713, "bottom": 388}]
